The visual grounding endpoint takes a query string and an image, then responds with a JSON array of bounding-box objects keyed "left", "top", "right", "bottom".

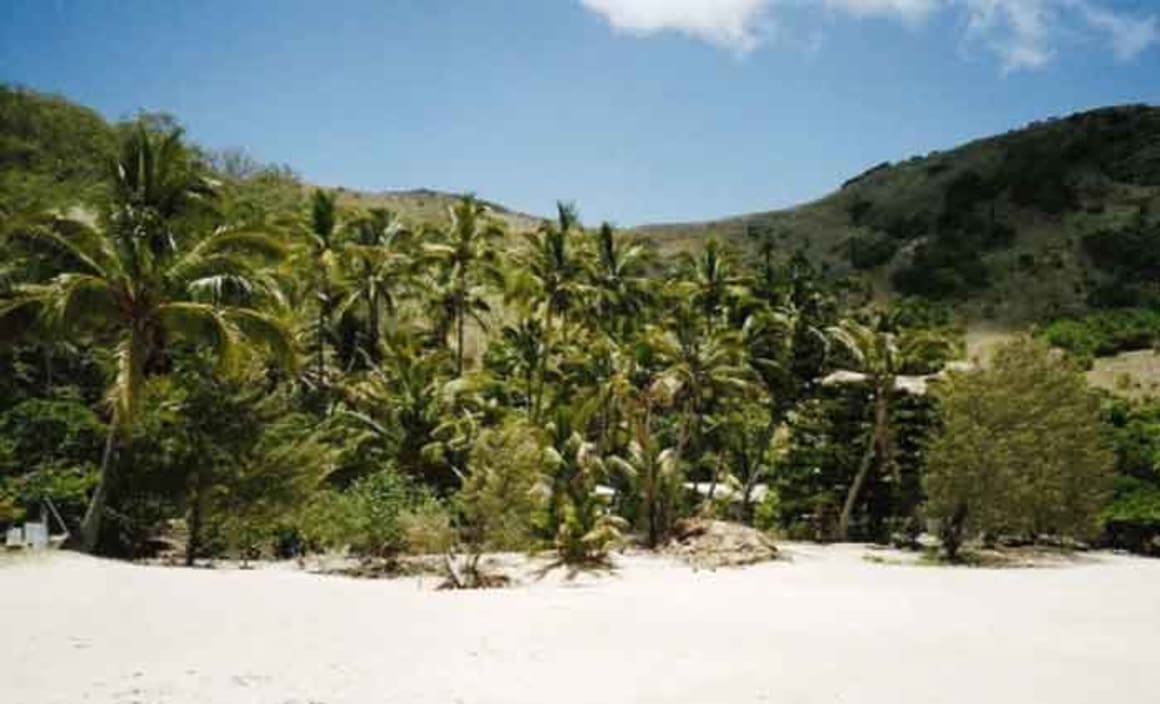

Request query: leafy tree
[
  {"left": 0, "top": 395, "right": 104, "bottom": 529},
  {"left": 924, "top": 337, "right": 1114, "bottom": 560},
  {"left": 1096, "top": 398, "right": 1160, "bottom": 554},
  {"left": 0, "top": 123, "right": 294, "bottom": 552}
]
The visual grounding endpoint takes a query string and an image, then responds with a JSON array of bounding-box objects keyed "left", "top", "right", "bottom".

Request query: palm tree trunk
[
  {"left": 44, "top": 344, "right": 53, "bottom": 393},
  {"left": 316, "top": 307, "right": 326, "bottom": 384},
  {"left": 368, "top": 291, "right": 381, "bottom": 365},
  {"left": 839, "top": 389, "right": 888, "bottom": 540},
  {"left": 185, "top": 467, "right": 205, "bottom": 567},
  {"left": 456, "top": 305, "right": 466, "bottom": 377},
  {"left": 647, "top": 479, "right": 658, "bottom": 548},
  {"left": 78, "top": 423, "right": 117, "bottom": 553}
]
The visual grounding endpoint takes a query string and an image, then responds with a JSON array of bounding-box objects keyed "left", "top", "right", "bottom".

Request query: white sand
[{"left": 2, "top": 545, "right": 1158, "bottom": 704}]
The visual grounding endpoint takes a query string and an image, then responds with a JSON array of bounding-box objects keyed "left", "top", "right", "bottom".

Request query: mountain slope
[
  {"left": 0, "top": 85, "right": 543, "bottom": 233},
  {"left": 0, "top": 84, "right": 116, "bottom": 214},
  {"left": 6, "top": 85, "right": 1160, "bottom": 322},
  {"left": 329, "top": 187, "right": 542, "bottom": 232},
  {"left": 638, "top": 105, "right": 1160, "bottom": 322}
]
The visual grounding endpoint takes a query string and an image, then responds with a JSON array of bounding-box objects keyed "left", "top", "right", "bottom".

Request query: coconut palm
[
  {"left": 496, "top": 313, "right": 550, "bottom": 421},
  {"left": 304, "top": 189, "right": 340, "bottom": 388},
  {"left": 677, "top": 238, "right": 748, "bottom": 333},
  {"left": 0, "top": 124, "right": 294, "bottom": 552},
  {"left": 827, "top": 317, "right": 915, "bottom": 541},
  {"left": 608, "top": 409, "right": 681, "bottom": 548},
  {"left": 423, "top": 195, "right": 504, "bottom": 376},
  {"left": 650, "top": 305, "right": 756, "bottom": 457},
  {"left": 588, "top": 222, "right": 652, "bottom": 340},
  {"left": 336, "top": 207, "right": 412, "bottom": 366},
  {"left": 523, "top": 202, "right": 587, "bottom": 337},
  {"left": 542, "top": 406, "right": 626, "bottom": 563}
]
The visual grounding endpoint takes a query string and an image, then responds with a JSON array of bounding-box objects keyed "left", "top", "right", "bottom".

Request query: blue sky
[{"left": 1, "top": 0, "right": 1157, "bottom": 225}]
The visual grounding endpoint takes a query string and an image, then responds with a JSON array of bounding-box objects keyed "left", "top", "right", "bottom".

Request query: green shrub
[
  {"left": 0, "top": 397, "right": 105, "bottom": 530},
  {"left": 459, "top": 419, "right": 545, "bottom": 552},
  {"left": 400, "top": 493, "right": 456, "bottom": 554},
  {"left": 752, "top": 489, "right": 781, "bottom": 532},
  {"left": 1100, "top": 398, "right": 1160, "bottom": 554},
  {"left": 300, "top": 469, "right": 410, "bottom": 559},
  {"left": 555, "top": 505, "right": 626, "bottom": 565},
  {"left": 1041, "top": 308, "right": 1160, "bottom": 361}
]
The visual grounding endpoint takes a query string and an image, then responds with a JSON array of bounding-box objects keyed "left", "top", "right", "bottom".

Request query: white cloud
[
  {"left": 825, "top": 0, "right": 941, "bottom": 24},
  {"left": 579, "top": 0, "right": 772, "bottom": 53},
  {"left": 579, "top": 0, "right": 1159, "bottom": 70},
  {"left": 1077, "top": 1, "right": 1160, "bottom": 60},
  {"left": 963, "top": 0, "right": 1056, "bottom": 71}
]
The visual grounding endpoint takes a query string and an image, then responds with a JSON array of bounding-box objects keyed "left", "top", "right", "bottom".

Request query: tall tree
[
  {"left": 424, "top": 195, "right": 504, "bottom": 376},
  {"left": 829, "top": 317, "right": 951, "bottom": 540},
  {"left": 925, "top": 337, "right": 1114, "bottom": 560},
  {"left": 0, "top": 123, "right": 294, "bottom": 552},
  {"left": 588, "top": 222, "right": 652, "bottom": 340},
  {"left": 523, "top": 202, "right": 587, "bottom": 337},
  {"left": 306, "top": 189, "right": 339, "bottom": 389},
  {"left": 337, "top": 207, "right": 411, "bottom": 366}
]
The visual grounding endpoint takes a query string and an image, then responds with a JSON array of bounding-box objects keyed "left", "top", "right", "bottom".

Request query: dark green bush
[
  {"left": 847, "top": 232, "right": 898, "bottom": 269},
  {"left": 1100, "top": 399, "right": 1160, "bottom": 554},
  {"left": 1041, "top": 308, "right": 1160, "bottom": 360}
]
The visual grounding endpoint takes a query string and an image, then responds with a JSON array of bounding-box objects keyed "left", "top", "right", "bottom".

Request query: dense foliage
[
  {"left": 1, "top": 87, "right": 1151, "bottom": 567},
  {"left": 925, "top": 338, "right": 1114, "bottom": 560}
]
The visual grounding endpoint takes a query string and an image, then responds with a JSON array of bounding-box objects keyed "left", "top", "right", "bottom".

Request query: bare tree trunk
[
  {"left": 839, "top": 389, "right": 888, "bottom": 541},
  {"left": 185, "top": 468, "right": 204, "bottom": 567},
  {"left": 839, "top": 437, "right": 876, "bottom": 541},
  {"left": 78, "top": 424, "right": 117, "bottom": 553},
  {"left": 942, "top": 502, "right": 969, "bottom": 562}
]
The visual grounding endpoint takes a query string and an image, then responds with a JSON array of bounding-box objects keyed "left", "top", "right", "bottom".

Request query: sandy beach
[{"left": 2, "top": 545, "right": 1158, "bottom": 704}]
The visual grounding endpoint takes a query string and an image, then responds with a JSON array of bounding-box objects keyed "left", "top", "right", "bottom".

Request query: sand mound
[{"left": 666, "top": 519, "right": 779, "bottom": 569}]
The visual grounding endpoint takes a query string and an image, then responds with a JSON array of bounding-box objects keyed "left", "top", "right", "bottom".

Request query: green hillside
[
  {"left": 0, "top": 84, "right": 117, "bottom": 214},
  {"left": 0, "top": 84, "right": 542, "bottom": 233},
  {"left": 638, "top": 105, "right": 1160, "bottom": 322},
  {"left": 6, "top": 84, "right": 1160, "bottom": 324},
  {"left": 330, "top": 187, "right": 542, "bottom": 232}
]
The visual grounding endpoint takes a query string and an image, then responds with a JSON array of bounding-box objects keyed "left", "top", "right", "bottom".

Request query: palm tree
[
  {"left": 0, "top": 124, "right": 294, "bottom": 553},
  {"left": 340, "top": 337, "right": 449, "bottom": 486},
  {"left": 651, "top": 305, "right": 756, "bottom": 457},
  {"left": 306, "top": 189, "right": 339, "bottom": 389},
  {"left": 588, "top": 222, "right": 652, "bottom": 340},
  {"left": 497, "top": 313, "right": 549, "bottom": 421},
  {"left": 336, "top": 207, "right": 411, "bottom": 366},
  {"left": 678, "top": 238, "right": 748, "bottom": 333},
  {"left": 827, "top": 318, "right": 902, "bottom": 541},
  {"left": 423, "top": 195, "right": 504, "bottom": 376},
  {"left": 608, "top": 405, "right": 681, "bottom": 548},
  {"left": 523, "top": 202, "right": 587, "bottom": 337},
  {"left": 541, "top": 405, "right": 626, "bottom": 562}
]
